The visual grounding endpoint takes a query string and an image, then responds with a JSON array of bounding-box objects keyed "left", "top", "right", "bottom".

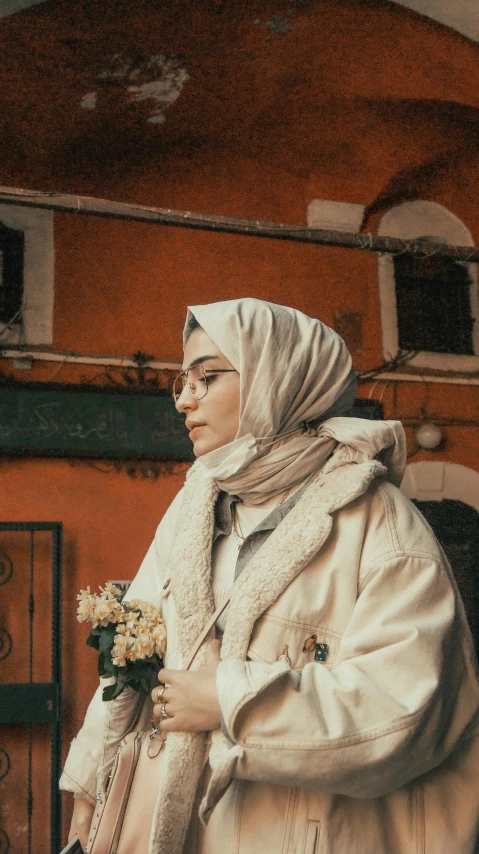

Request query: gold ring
[
  {"left": 156, "top": 686, "right": 165, "bottom": 703},
  {"left": 160, "top": 703, "right": 169, "bottom": 720}
]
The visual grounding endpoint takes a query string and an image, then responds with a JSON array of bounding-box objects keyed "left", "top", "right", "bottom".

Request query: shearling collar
[
  {"left": 168, "top": 451, "right": 386, "bottom": 661},
  {"left": 221, "top": 456, "right": 386, "bottom": 659}
]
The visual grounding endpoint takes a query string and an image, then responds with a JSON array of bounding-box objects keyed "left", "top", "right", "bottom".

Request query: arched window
[
  {"left": 394, "top": 251, "right": 474, "bottom": 355},
  {"left": 378, "top": 201, "right": 479, "bottom": 372}
]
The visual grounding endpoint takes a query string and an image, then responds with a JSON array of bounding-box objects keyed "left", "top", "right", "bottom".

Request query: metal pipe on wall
[{"left": 0, "top": 186, "right": 478, "bottom": 262}]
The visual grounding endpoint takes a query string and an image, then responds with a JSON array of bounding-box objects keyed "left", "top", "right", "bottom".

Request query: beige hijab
[{"left": 184, "top": 299, "right": 406, "bottom": 504}]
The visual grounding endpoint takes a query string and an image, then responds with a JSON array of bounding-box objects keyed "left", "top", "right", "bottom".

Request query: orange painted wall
[
  {"left": 0, "top": 0, "right": 478, "bottom": 843},
  {"left": 0, "top": 459, "right": 187, "bottom": 723}
]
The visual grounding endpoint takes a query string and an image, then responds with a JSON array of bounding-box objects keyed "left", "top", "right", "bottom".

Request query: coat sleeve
[
  {"left": 214, "top": 552, "right": 478, "bottom": 801},
  {"left": 60, "top": 490, "right": 184, "bottom": 802}
]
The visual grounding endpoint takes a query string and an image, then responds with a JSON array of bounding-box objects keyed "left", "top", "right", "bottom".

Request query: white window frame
[
  {"left": 378, "top": 201, "right": 479, "bottom": 372},
  {"left": 0, "top": 203, "right": 54, "bottom": 345}
]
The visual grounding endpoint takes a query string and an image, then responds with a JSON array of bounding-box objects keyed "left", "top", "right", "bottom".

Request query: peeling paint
[
  {"left": 127, "top": 62, "right": 189, "bottom": 125},
  {"left": 15, "top": 823, "right": 28, "bottom": 837},
  {"left": 80, "top": 92, "right": 98, "bottom": 110},
  {"left": 97, "top": 53, "right": 189, "bottom": 125},
  {"left": 265, "top": 15, "right": 292, "bottom": 34}
]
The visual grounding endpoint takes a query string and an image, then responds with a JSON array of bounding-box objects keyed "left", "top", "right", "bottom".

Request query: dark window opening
[
  {"left": 412, "top": 499, "right": 479, "bottom": 656},
  {"left": 0, "top": 221, "right": 24, "bottom": 325},
  {"left": 394, "top": 253, "right": 474, "bottom": 355}
]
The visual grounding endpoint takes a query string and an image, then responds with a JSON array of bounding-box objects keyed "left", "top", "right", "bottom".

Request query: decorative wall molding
[{"left": 0, "top": 203, "right": 54, "bottom": 346}]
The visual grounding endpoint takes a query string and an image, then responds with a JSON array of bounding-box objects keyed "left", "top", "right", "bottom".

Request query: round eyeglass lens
[
  {"left": 188, "top": 364, "right": 208, "bottom": 400},
  {"left": 173, "top": 364, "right": 208, "bottom": 401}
]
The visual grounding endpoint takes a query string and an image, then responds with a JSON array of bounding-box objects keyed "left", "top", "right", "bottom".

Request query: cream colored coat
[{"left": 61, "top": 451, "right": 479, "bottom": 854}]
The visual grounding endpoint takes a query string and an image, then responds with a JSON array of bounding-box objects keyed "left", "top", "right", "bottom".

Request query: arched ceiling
[{"left": 2, "top": 0, "right": 479, "bottom": 46}]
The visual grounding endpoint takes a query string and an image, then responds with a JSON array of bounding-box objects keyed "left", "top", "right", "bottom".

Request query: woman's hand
[
  {"left": 151, "top": 639, "right": 222, "bottom": 732},
  {"left": 68, "top": 797, "right": 95, "bottom": 849}
]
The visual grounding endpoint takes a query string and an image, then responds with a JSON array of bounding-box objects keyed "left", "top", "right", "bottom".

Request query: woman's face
[{"left": 175, "top": 327, "right": 240, "bottom": 457}]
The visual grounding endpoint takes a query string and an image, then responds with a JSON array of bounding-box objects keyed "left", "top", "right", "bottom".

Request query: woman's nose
[{"left": 175, "top": 384, "right": 199, "bottom": 414}]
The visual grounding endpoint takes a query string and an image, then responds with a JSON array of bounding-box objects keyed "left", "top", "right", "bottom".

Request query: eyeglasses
[{"left": 172, "top": 364, "right": 237, "bottom": 402}]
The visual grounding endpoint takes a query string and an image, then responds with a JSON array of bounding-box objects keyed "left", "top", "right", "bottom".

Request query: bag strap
[{"left": 184, "top": 596, "right": 231, "bottom": 671}]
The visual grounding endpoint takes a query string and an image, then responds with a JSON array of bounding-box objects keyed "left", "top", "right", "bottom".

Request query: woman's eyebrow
[{"left": 182, "top": 354, "right": 221, "bottom": 371}]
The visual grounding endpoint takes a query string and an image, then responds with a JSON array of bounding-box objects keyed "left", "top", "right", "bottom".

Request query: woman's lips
[{"left": 188, "top": 425, "right": 204, "bottom": 440}]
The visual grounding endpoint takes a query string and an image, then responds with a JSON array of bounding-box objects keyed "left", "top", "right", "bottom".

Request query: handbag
[{"left": 86, "top": 596, "right": 231, "bottom": 854}]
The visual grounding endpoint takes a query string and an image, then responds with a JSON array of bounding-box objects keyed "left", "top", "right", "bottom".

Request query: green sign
[
  {"left": 0, "top": 383, "right": 195, "bottom": 460},
  {"left": 0, "top": 382, "right": 382, "bottom": 461}
]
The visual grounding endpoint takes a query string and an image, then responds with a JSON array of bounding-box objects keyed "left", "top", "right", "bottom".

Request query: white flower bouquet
[{"left": 77, "top": 583, "right": 167, "bottom": 701}]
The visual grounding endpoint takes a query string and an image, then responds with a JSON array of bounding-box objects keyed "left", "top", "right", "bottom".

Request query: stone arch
[{"left": 401, "top": 461, "right": 479, "bottom": 509}]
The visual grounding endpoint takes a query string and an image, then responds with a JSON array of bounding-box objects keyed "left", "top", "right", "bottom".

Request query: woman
[{"left": 63, "top": 298, "right": 479, "bottom": 853}]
